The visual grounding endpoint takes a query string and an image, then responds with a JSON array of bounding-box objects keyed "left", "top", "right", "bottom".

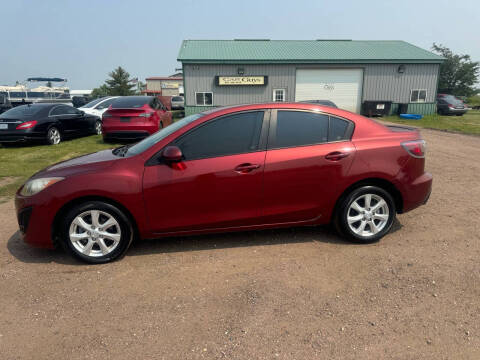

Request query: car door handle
[
  {"left": 325, "top": 152, "right": 350, "bottom": 161},
  {"left": 234, "top": 163, "right": 261, "bottom": 173}
]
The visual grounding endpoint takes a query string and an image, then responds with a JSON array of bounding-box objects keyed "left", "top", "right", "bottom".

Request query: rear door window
[
  {"left": 175, "top": 111, "right": 264, "bottom": 160},
  {"left": 328, "top": 116, "right": 350, "bottom": 141},
  {"left": 273, "top": 111, "right": 329, "bottom": 148}
]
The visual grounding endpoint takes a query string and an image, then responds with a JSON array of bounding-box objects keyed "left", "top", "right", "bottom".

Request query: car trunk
[{"left": 105, "top": 108, "right": 150, "bottom": 126}]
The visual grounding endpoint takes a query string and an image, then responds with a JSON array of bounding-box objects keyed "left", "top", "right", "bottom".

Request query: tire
[
  {"left": 61, "top": 201, "right": 134, "bottom": 264},
  {"left": 46, "top": 126, "right": 61, "bottom": 145},
  {"left": 455, "top": 114, "right": 463, "bottom": 116},
  {"left": 334, "top": 186, "right": 396, "bottom": 243},
  {"left": 94, "top": 120, "right": 102, "bottom": 135}
]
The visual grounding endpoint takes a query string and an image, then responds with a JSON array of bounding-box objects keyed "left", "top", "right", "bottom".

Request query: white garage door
[{"left": 295, "top": 69, "right": 363, "bottom": 113}]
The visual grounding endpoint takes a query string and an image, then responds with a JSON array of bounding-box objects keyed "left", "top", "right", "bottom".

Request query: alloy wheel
[
  {"left": 95, "top": 121, "right": 102, "bottom": 135},
  {"left": 347, "top": 193, "right": 390, "bottom": 237},
  {"left": 68, "top": 210, "right": 121, "bottom": 257},
  {"left": 48, "top": 128, "right": 61, "bottom": 145}
]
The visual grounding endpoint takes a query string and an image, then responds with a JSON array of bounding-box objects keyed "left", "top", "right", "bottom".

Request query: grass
[
  {"left": 0, "top": 135, "right": 120, "bottom": 201},
  {"left": 379, "top": 110, "right": 480, "bottom": 135}
]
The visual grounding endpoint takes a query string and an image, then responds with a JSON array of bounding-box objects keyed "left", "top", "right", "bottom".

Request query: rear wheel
[
  {"left": 94, "top": 120, "right": 102, "bottom": 134},
  {"left": 335, "top": 186, "right": 395, "bottom": 243},
  {"left": 47, "top": 127, "right": 61, "bottom": 145},
  {"left": 61, "top": 201, "right": 133, "bottom": 264}
]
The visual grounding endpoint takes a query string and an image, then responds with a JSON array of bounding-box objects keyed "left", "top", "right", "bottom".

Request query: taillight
[
  {"left": 16, "top": 120, "right": 37, "bottom": 130},
  {"left": 402, "top": 140, "right": 426, "bottom": 158},
  {"left": 138, "top": 112, "right": 153, "bottom": 118}
]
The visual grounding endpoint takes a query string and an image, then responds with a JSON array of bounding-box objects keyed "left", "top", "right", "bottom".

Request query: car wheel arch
[
  {"left": 51, "top": 195, "right": 140, "bottom": 248},
  {"left": 332, "top": 177, "right": 404, "bottom": 222}
]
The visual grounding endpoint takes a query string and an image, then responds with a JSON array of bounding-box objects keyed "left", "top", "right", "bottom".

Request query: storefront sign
[{"left": 216, "top": 76, "right": 268, "bottom": 86}]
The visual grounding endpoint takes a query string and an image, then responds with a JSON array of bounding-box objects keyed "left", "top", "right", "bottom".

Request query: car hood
[{"left": 32, "top": 149, "right": 120, "bottom": 178}]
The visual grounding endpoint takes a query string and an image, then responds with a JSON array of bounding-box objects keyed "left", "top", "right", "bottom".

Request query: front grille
[{"left": 17, "top": 207, "right": 33, "bottom": 233}]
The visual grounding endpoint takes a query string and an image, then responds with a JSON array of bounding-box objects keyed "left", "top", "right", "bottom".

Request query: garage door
[{"left": 295, "top": 69, "right": 363, "bottom": 113}]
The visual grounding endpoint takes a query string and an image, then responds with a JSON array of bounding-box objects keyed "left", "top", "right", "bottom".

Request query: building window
[
  {"left": 195, "top": 92, "right": 213, "bottom": 106},
  {"left": 273, "top": 89, "right": 286, "bottom": 102},
  {"left": 410, "top": 89, "right": 427, "bottom": 103}
]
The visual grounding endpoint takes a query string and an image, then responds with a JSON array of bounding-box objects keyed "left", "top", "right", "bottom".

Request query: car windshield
[
  {"left": 122, "top": 114, "right": 203, "bottom": 157},
  {"left": 442, "top": 95, "right": 463, "bottom": 105},
  {"left": 0, "top": 105, "right": 42, "bottom": 118},
  {"left": 111, "top": 96, "right": 150, "bottom": 108},
  {"left": 82, "top": 97, "right": 108, "bottom": 108},
  {"left": 172, "top": 96, "right": 183, "bottom": 101}
]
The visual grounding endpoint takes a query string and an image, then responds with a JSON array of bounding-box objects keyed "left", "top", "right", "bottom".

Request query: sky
[{"left": 2, "top": 0, "right": 479, "bottom": 90}]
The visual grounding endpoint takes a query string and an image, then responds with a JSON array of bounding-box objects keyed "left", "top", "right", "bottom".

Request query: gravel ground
[{"left": 0, "top": 128, "right": 479, "bottom": 360}]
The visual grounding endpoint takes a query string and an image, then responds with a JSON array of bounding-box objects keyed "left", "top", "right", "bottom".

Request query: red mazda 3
[{"left": 15, "top": 103, "right": 432, "bottom": 263}]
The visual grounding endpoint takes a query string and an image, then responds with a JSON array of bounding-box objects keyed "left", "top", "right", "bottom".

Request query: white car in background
[{"left": 79, "top": 96, "right": 119, "bottom": 118}]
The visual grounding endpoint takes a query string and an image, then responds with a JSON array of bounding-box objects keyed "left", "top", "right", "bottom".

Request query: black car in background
[
  {"left": 0, "top": 93, "right": 12, "bottom": 114},
  {"left": 436, "top": 94, "right": 468, "bottom": 116},
  {"left": 299, "top": 100, "right": 338, "bottom": 108},
  {"left": 0, "top": 103, "right": 102, "bottom": 146}
]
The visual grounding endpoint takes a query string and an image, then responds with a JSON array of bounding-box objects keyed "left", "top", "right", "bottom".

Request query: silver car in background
[{"left": 171, "top": 96, "right": 184, "bottom": 110}]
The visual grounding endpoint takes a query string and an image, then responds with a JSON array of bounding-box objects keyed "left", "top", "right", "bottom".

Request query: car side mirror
[{"left": 162, "top": 146, "right": 183, "bottom": 162}]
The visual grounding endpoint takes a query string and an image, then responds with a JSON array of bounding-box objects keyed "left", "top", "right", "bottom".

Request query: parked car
[
  {"left": 171, "top": 96, "right": 185, "bottom": 110},
  {"left": 15, "top": 102, "right": 432, "bottom": 263},
  {"left": 436, "top": 94, "right": 468, "bottom": 116},
  {"left": 79, "top": 96, "right": 119, "bottom": 118},
  {"left": 0, "top": 103, "right": 102, "bottom": 146},
  {"left": 0, "top": 93, "right": 13, "bottom": 114},
  {"left": 102, "top": 96, "right": 172, "bottom": 141},
  {"left": 71, "top": 96, "right": 89, "bottom": 108},
  {"left": 299, "top": 100, "right": 338, "bottom": 108}
]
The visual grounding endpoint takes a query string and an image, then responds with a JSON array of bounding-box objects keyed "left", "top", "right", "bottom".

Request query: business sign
[
  {"left": 216, "top": 76, "right": 268, "bottom": 86},
  {"left": 161, "top": 82, "right": 180, "bottom": 89}
]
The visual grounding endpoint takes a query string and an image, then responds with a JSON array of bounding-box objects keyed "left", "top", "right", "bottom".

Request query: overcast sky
[{"left": 2, "top": 0, "right": 479, "bottom": 89}]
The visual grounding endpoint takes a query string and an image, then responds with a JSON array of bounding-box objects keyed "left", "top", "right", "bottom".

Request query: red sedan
[
  {"left": 15, "top": 103, "right": 432, "bottom": 263},
  {"left": 102, "top": 96, "right": 172, "bottom": 141}
]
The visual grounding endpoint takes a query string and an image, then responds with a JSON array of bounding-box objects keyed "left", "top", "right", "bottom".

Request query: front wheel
[
  {"left": 335, "top": 186, "right": 395, "bottom": 243},
  {"left": 61, "top": 201, "right": 134, "bottom": 263},
  {"left": 47, "top": 127, "right": 61, "bottom": 145}
]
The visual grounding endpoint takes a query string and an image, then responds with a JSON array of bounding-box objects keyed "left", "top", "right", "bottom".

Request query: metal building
[{"left": 177, "top": 40, "right": 444, "bottom": 116}]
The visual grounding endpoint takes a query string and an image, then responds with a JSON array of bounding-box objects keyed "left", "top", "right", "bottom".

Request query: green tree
[
  {"left": 46, "top": 81, "right": 52, "bottom": 88},
  {"left": 90, "top": 84, "right": 110, "bottom": 98},
  {"left": 105, "top": 66, "right": 136, "bottom": 96},
  {"left": 432, "top": 43, "right": 479, "bottom": 96}
]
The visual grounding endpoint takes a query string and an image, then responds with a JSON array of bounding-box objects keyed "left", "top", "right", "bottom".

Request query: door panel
[
  {"left": 261, "top": 142, "right": 355, "bottom": 224},
  {"left": 143, "top": 152, "right": 265, "bottom": 233},
  {"left": 143, "top": 110, "right": 268, "bottom": 234}
]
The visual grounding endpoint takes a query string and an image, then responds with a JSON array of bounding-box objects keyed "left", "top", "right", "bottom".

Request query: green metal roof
[{"left": 177, "top": 40, "right": 444, "bottom": 64}]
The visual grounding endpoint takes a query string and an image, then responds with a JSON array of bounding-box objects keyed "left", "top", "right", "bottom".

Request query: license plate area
[
  {"left": 120, "top": 117, "right": 131, "bottom": 123},
  {"left": 0, "top": 124, "right": 8, "bottom": 130}
]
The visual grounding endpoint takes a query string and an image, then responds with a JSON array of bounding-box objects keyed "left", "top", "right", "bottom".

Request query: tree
[
  {"left": 432, "top": 44, "right": 479, "bottom": 97},
  {"left": 90, "top": 84, "right": 110, "bottom": 98},
  {"left": 105, "top": 66, "right": 136, "bottom": 96},
  {"left": 46, "top": 81, "right": 52, "bottom": 88}
]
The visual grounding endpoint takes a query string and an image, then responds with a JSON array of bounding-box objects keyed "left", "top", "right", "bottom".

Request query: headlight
[{"left": 20, "top": 177, "right": 64, "bottom": 196}]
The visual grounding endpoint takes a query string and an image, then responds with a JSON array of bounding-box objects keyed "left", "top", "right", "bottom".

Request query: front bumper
[{"left": 15, "top": 191, "right": 58, "bottom": 249}]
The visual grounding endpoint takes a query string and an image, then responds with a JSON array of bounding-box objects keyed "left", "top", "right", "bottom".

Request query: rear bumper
[
  {"left": 103, "top": 130, "right": 150, "bottom": 141},
  {"left": 0, "top": 131, "right": 44, "bottom": 143},
  {"left": 400, "top": 172, "right": 433, "bottom": 213}
]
